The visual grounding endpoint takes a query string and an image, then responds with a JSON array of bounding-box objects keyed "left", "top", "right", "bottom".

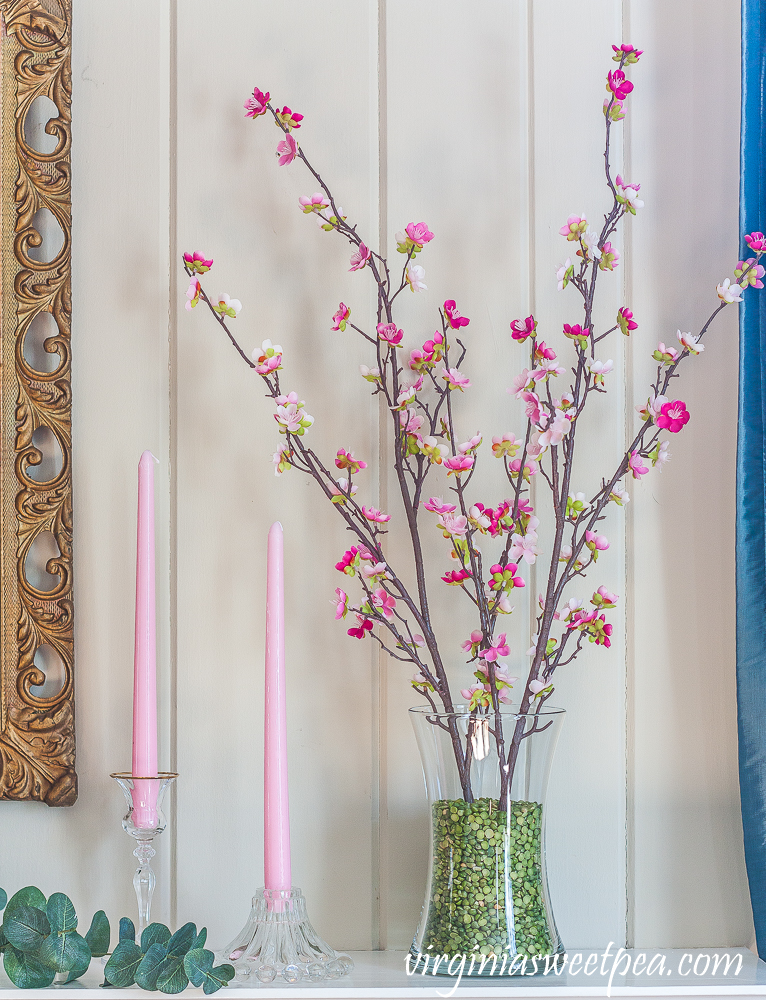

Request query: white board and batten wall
[{"left": 0, "top": 0, "right": 750, "bottom": 954}]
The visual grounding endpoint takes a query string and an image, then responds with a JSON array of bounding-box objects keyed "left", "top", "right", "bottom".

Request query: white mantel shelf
[{"left": 0, "top": 951, "right": 764, "bottom": 999}]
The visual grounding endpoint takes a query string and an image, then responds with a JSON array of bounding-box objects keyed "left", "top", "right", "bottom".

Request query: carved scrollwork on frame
[{"left": 0, "top": 0, "right": 75, "bottom": 805}]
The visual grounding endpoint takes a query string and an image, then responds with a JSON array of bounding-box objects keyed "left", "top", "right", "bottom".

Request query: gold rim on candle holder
[{"left": 110, "top": 772, "right": 179, "bottom": 781}]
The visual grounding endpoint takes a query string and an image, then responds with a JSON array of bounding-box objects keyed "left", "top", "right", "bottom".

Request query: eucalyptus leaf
[
  {"left": 38, "top": 929, "right": 90, "bottom": 974},
  {"left": 156, "top": 954, "right": 189, "bottom": 994},
  {"left": 104, "top": 938, "right": 143, "bottom": 987},
  {"left": 0, "top": 888, "right": 7, "bottom": 911},
  {"left": 190, "top": 927, "right": 207, "bottom": 951},
  {"left": 85, "top": 909, "right": 110, "bottom": 957},
  {"left": 166, "top": 921, "right": 195, "bottom": 957},
  {"left": 3, "top": 945, "right": 56, "bottom": 989},
  {"left": 47, "top": 892, "right": 77, "bottom": 935},
  {"left": 3, "top": 904, "right": 50, "bottom": 953},
  {"left": 135, "top": 942, "right": 169, "bottom": 991},
  {"left": 141, "top": 921, "right": 171, "bottom": 952},
  {"left": 62, "top": 962, "right": 90, "bottom": 984},
  {"left": 0, "top": 927, "right": 8, "bottom": 953},
  {"left": 203, "top": 963, "right": 235, "bottom": 995},
  {"left": 119, "top": 916, "right": 136, "bottom": 943},
  {"left": 4, "top": 887, "right": 46, "bottom": 918}
]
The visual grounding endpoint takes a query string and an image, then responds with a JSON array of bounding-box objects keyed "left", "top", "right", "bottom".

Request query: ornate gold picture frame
[{"left": 0, "top": 0, "right": 74, "bottom": 805}]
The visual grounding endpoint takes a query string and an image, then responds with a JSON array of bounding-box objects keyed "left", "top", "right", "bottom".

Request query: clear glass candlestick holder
[
  {"left": 219, "top": 887, "right": 353, "bottom": 985},
  {"left": 111, "top": 772, "right": 178, "bottom": 935}
]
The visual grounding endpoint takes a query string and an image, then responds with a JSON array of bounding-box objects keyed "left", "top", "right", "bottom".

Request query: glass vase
[{"left": 409, "top": 705, "right": 564, "bottom": 976}]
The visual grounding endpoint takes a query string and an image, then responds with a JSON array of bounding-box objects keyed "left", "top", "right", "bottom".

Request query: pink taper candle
[
  {"left": 264, "top": 521, "right": 291, "bottom": 893},
  {"left": 132, "top": 450, "right": 159, "bottom": 827}
]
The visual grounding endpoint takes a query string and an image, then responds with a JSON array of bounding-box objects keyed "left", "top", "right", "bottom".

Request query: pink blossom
[
  {"left": 362, "top": 506, "right": 390, "bottom": 524},
  {"left": 534, "top": 341, "right": 557, "bottom": 363},
  {"left": 332, "top": 302, "right": 350, "bottom": 332},
  {"left": 652, "top": 343, "right": 679, "bottom": 364},
  {"left": 492, "top": 432, "right": 520, "bottom": 458},
  {"left": 462, "top": 630, "right": 484, "bottom": 654},
  {"left": 349, "top": 242, "right": 371, "bottom": 271},
  {"left": 275, "top": 105, "right": 303, "bottom": 130},
  {"left": 509, "top": 458, "right": 537, "bottom": 480},
  {"left": 334, "top": 588, "right": 349, "bottom": 620},
  {"left": 424, "top": 496, "right": 457, "bottom": 514},
  {"left": 628, "top": 450, "right": 649, "bottom": 479},
  {"left": 617, "top": 307, "right": 637, "bottom": 335},
  {"left": 592, "top": 586, "right": 619, "bottom": 608},
  {"left": 510, "top": 368, "right": 533, "bottom": 398},
  {"left": 404, "top": 222, "right": 434, "bottom": 248},
  {"left": 510, "top": 532, "right": 539, "bottom": 565},
  {"left": 531, "top": 358, "right": 566, "bottom": 381},
  {"left": 244, "top": 86, "right": 270, "bottom": 118},
  {"left": 598, "top": 241, "right": 620, "bottom": 271},
  {"left": 607, "top": 69, "right": 633, "bottom": 101},
  {"left": 716, "top": 278, "right": 744, "bottom": 303},
  {"left": 335, "top": 448, "right": 367, "bottom": 473},
  {"left": 604, "top": 98, "right": 625, "bottom": 122},
  {"left": 330, "top": 478, "right": 358, "bottom": 504},
  {"left": 336, "top": 547, "right": 361, "bottom": 575},
  {"left": 277, "top": 132, "right": 298, "bottom": 166},
  {"left": 441, "top": 367, "right": 471, "bottom": 391},
  {"left": 274, "top": 395, "right": 313, "bottom": 435},
  {"left": 183, "top": 251, "right": 213, "bottom": 274},
  {"left": 409, "top": 348, "right": 432, "bottom": 371},
  {"left": 443, "top": 455, "right": 474, "bottom": 477},
  {"left": 362, "top": 561, "right": 388, "bottom": 581},
  {"left": 521, "top": 391, "right": 543, "bottom": 424},
  {"left": 653, "top": 440, "right": 671, "bottom": 469},
  {"left": 585, "top": 530, "right": 609, "bottom": 552},
  {"left": 656, "top": 399, "right": 690, "bottom": 433},
  {"left": 677, "top": 330, "right": 704, "bottom": 355},
  {"left": 556, "top": 258, "right": 574, "bottom": 290},
  {"left": 299, "top": 192, "right": 330, "bottom": 214},
  {"left": 422, "top": 330, "right": 445, "bottom": 361},
  {"left": 537, "top": 411, "right": 572, "bottom": 448},
  {"left": 372, "top": 588, "right": 396, "bottom": 620},
  {"left": 612, "top": 43, "right": 643, "bottom": 64},
  {"left": 458, "top": 435, "right": 482, "bottom": 455},
  {"left": 460, "top": 683, "right": 486, "bottom": 705},
  {"left": 480, "top": 633, "right": 510, "bottom": 663},
  {"left": 615, "top": 175, "right": 644, "bottom": 213},
  {"left": 273, "top": 443, "right": 291, "bottom": 476},
  {"left": 400, "top": 408, "right": 425, "bottom": 434},
  {"left": 348, "top": 614, "right": 373, "bottom": 639},
  {"left": 212, "top": 293, "right": 241, "bottom": 318},
  {"left": 736, "top": 258, "right": 766, "bottom": 289},
  {"left": 377, "top": 322, "right": 404, "bottom": 347},
  {"left": 560, "top": 215, "right": 588, "bottom": 241},
  {"left": 444, "top": 299, "right": 470, "bottom": 329},
  {"left": 406, "top": 263, "right": 427, "bottom": 292},
  {"left": 438, "top": 512, "right": 469, "bottom": 535},
  {"left": 252, "top": 339, "right": 283, "bottom": 375},
  {"left": 563, "top": 322, "right": 590, "bottom": 348},
  {"left": 442, "top": 568, "right": 471, "bottom": 586},
  {"left": 510, "top": 315, "right": 536, "bottom": 342},
  {"left": 360, "top": 365, "right": 381, "bottom": 382},
  {"left": 529, "top": 679, "right": 548, "bottom": 696},
  {"left": 185, "top": 275, "right": 201, "bottom": 311},
  {"left": 745, "top": 232, "right": 766, "bottom": 252}
]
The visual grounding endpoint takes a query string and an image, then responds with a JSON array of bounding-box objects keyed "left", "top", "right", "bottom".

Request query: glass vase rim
[{"left": 408, "top": 703, "right": 565, "bottom": 719}]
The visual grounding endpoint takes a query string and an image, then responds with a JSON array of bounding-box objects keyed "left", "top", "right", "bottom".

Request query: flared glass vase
[{"left": 409, "top": 705, "right": 564, "bottom": 976}]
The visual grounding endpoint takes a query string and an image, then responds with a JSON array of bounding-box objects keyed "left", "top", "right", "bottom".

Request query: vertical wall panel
[
  {"left": 174, "top": 0, "right": 379, "bottom": 949},
  {"left": 628, "top": 0, "right": 752, "bottom": 948}
]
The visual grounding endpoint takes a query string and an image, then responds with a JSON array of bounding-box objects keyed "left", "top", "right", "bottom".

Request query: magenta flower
[
  {"left": 424, "top": 496, "right": 457, "bottom": 514},
  {"left": 299, "top": 192, "right": 330, "bottom": 214},
  {"left": 628, "top": 450, "right": 649, "bottom": 479},
  {"left": 598, "top": 241, "right": 620, "bottom": 271},
  {"left": 489, "top": 562, "right": 525, "bottom": 592},
  {"left": 612, "top": 43, "right": 643, "bottom": 64},
  {"left": 444, "top": 299, "right": 470, "bottom": 329},
  {"left": 441, "top": 367, "right": 471, "bottom": 391},
  {"left": 656, "top": 399, "right": 690, "bottom": 433},
  {"left": 534, "top": 341, "right": 557, "bottom": 363},
  {"left": 332, "top": 302, "right": 350, "bottom": 332},
  {"left": 607, "top": 69, "right": 633, "bottom": 101},
  {"left": 275, "top": 106, "right": 303, "bottom": 130},
  {"left": 334, "top": 588, "right": 349, "bottom": 620},
  {"left": 480, "top": 633, "right": 510, "bottom": 663},
  {"left": 585, "top": 530, "right": 609, "bottom": 557},
  {"left": 335, "top": 448, "right": 368, "bottom": 473},
  {"left": 362, "top": 506, "right": 391, "bottom": 524},
  {"left": 395, "top": 221, "right": 434, "bottom": 255},
  {"left": 745, "top": 231, "right": 766, "bottom": 252},
  {"left": 372, "top": 588, "right": 396, "bottom": 620},
  {"left": 422, "top": 330, "right": 445, "bottom": 362},
  {"left": 462, "top": 630, "right": 484, "bottom": 654},
  {"left": 736, "top": 258, "right": 765, "bottom": 289},
  {"left": 510, "top": 315, "right": 537, "bottom": 342},
  {"left": 349, "top": 242, "right": 371, "bottom": 271},
  {"left": 617, "top": 307, "right": 637, "bottom": 336},
  {"left": 560, "top": 215, "right": 588, "bottom": 241},
  {"left": 442, "top": 568, "right": 471, "bottom": 586},
  {"left": 443, "top": 455, "right": 474, "bottom": 477},
  {"left": 563, "top": 322, "right": 590, "bottom": 349},
  {"left": 335, "top": 546, "right": 362, "bottom": 575},
  {"left": 347, "top": 614, "right": 373, "bottom": 640},
  {"left": 183, "top": 251, "right": 213, "bottom": 274},
  {"left": 277, "top": 132, "right": 298, "bottom": 166},
  {"left": 377, "top": 322, "right": 404, "bottom": 347},
  {"left": 244, "top": 86, "right": 270, "bottom": 118}
]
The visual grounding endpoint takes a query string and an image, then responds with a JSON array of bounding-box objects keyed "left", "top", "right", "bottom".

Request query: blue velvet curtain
[{"left": 738, "top": 0, "right": 766, "bottom": 960}]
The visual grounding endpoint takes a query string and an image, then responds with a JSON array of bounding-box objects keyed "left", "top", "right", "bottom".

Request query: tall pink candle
[
  {"left": 132, "top": 450, "right": 159, "bottom": 827},
  {"left": 264, "top": 521, "right": 291, "bottom": 893}
]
